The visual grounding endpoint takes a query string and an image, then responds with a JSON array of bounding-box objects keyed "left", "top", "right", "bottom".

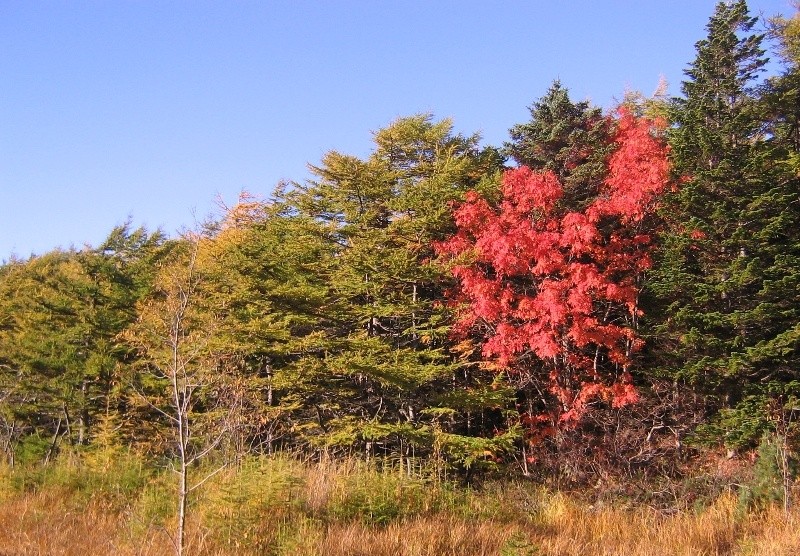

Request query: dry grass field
[{"left": 0, "top": 455, "right": 798, "bottom": 555}]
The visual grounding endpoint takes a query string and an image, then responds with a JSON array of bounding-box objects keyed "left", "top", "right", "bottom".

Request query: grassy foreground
[{"left": 0, "top": 452, "right": 798, "bottom": 555}]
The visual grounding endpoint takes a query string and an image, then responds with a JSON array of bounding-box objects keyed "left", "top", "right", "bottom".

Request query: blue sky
[{"left": 0, "top": 0, "right": 793, "bottom": 259}]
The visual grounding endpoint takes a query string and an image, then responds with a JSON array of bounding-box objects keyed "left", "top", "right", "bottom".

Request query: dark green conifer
[
  {"left": 648, "top": 0, "right": 800, "bottom": 449},
  {"left": 505, "top": 80, "right": 614, "bottom": 210}
]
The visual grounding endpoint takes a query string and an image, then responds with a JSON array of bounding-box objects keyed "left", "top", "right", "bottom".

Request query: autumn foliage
[{"left": 437, "top": 110, "right": 669, "bottom": 434}]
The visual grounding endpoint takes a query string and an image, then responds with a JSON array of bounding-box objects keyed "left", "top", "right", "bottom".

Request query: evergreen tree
[
  {"left": 505, "top": 80, "right": 615, "bottom": 210},
  {"left": 194, "top": 195, "right": 337, "bottom": 455},
  {"left": 648, "top": 0, "right": 800, "bottom": 449},
  {"left": 0, "top": 225, "right": 168, "bottom": 461},
  {"left": 669, "top": 0, "right": 766, "bottom": 173},
  {"left": 282, "top": 115, "right": 516, "bottom": 469}
]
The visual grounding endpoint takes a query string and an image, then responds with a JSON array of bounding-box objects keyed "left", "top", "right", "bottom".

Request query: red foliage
[{"left": 437, "top": 110, "right": 669, "bottom": 437}]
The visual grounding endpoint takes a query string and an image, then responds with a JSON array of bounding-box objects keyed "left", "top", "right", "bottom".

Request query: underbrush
[{"left": 0, "top": 452, "right": 798, "bottom": 555}]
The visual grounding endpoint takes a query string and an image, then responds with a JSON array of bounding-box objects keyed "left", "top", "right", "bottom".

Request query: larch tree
[
  {"left": 0, "top": 225, "right": 167, "bottom": 463},
  {"left": 123, "top": 236, "right": 239, "bottom": 556}
]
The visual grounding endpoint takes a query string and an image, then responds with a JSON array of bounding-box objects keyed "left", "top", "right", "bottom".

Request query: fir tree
[
  {"left": 505, "top": 80, "right": 615, "bottom": 210},
  {"left": 648, "top": 0, "right": 800, "bottom": 449},
  {"left": 282, "top": 115, "right": 516, "bottom": 469},
  {"left": 0, "top": 225, "right": 168, "bottom": 459}
]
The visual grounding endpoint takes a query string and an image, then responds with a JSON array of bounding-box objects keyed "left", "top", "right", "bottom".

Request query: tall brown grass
[{"left": 0, "top": 455, "right": 798, "bottom": 556}]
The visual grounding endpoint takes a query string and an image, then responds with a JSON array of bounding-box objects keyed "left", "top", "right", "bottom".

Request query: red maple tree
[{"left": 437, "top": 109, "right": 669, "bottom": 436}]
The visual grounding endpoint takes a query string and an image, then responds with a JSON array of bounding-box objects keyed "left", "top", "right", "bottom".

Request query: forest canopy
[{"left": 2, "top": 1, "right": 799, "bottom": 497}]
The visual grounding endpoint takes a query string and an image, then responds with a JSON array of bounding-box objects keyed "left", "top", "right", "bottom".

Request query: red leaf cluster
[{"left": 437, "top": 110, "right": 669, "bottom": 432}]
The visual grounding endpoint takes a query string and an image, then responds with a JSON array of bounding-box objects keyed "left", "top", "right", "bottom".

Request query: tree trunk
[{"left": 177, "top": 456, "right": 187, "bottom": 556}]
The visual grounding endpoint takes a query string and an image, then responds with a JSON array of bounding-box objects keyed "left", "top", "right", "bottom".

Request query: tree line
[{"left": 2, "top": 1, "right": 799, "bottom": 488}]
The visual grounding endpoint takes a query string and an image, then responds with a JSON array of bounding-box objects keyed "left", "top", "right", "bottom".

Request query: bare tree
[{"left": 124, "top": 238, "right": 233, "bottom": 556}]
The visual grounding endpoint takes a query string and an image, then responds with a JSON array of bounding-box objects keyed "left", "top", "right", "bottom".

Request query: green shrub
[
  {"left": 129, "top": 471, "right": 175, "bottom": 530},
  {"left": 327, "top": 463, "right": 430, "bottom": 525},
  {"left": 199, "top": 455, "right": 305, "bottom": 551},
  {"left": 738, "top": 434, "right": 788, "bottom": 511}
]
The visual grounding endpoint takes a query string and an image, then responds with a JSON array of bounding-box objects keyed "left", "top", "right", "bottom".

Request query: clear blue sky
[{"left": 0, "top": 0, "right": 793, "bottom": 260}]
